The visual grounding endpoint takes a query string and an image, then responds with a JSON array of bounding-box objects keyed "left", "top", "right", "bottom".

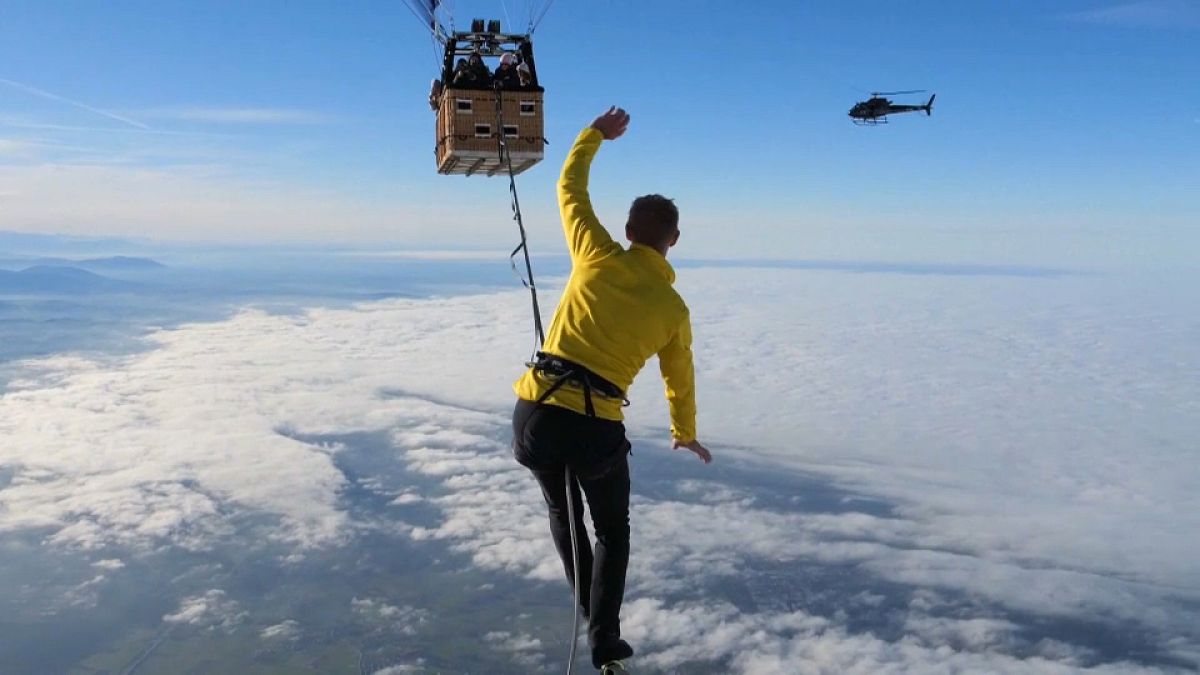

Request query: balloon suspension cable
[
  {"left": 495, "top": 88, "right": 577, "bottom": 675},
  {"left": 501, "top": 0, "right": 514, "bottom": 32},
  {"left": 530, "top": 0, "right": 558, "bottom": 33}
]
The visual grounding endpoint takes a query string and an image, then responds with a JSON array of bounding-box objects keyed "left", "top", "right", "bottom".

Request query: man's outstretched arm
[
  {"left": 659, "top": 316, "right": 712, "bottom": 463},
  {"left": 557, "top": 107, "right": 630, "bottom": 263}
]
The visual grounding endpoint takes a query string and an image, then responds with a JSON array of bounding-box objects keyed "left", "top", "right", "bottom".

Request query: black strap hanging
[{"left": 495, "top": 87, "right": 546, "bottom": 353}]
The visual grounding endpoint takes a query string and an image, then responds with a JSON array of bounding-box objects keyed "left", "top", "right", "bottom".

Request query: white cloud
[
  {"left": 621, "top": 598, "right": 1164, "bottom": 675},
  {"left": 1068, "top": 0, "right": 1200, "bottom": 28},
  {"left": 667, "top": 268, "right": 1200, "bottom": 589},
  {"left": 0, "top": 115, "right": 224, "bottom": 138},
  {"left": 0, "top": 312, "right": 355, "bottom": 550},
  {"left": 390, "top": 417, "right": 1196, "bottom": 650},
  {"left": 139, "top": 107, "right": 331, "bottom": 125},
  {"left": 371, "top": 664, "right": 426, "bottom": 674},
  {"left": 352, "top": 597, "right": 430, "bottom": 635},
  {"left": 260, "top": 619, "right": 301, "bottom": 640},
  {"left": 0, "top": 164, "right": 443, "bottom": 243},
  {"left": 337, "top": 249, "right": 516, "bottom": 261},
  {"left": 674, "top": 478, "right": 756, "bottom": 505},
  {"left": 0, "top": 139, "right": 36, "bottom": 156},
  {"left": 1, "top": 266, "right": 1196, "bottom": 669},
  {"left": 61, "top": 573, "right": 108, "bottom": 609},
  {"left": 0, "top": 78, "right": 149, "bottom": 129},
  {"left": 163, "top": 589, "right": 247, "bottom": 630},
  {"left": 485, "top": 631, "right": 548, "bottom": 670}
]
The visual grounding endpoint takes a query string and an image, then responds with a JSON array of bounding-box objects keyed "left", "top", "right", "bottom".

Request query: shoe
[{"left": 591, "top": 638, "right": 633, "bottom": 669}]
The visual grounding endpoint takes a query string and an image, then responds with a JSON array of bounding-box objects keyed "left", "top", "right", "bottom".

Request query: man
[
  {"left": 465, "top": 52, "right": 491, "bottom": 88},
  {"left": 450, "top": 57, "right": 471, "bottom": 87},
  {"left": 453, "top": 52, "right": 490, "bottom": 89},
  {"left": 512, "top": 106, "right": 712, "bottom": 669},
  {"left": 493, "top": 52, "right": 522, "bottom": 89}
]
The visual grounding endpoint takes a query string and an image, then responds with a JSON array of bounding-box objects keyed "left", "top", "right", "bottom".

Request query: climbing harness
[{"left": 530, "top": 352, "right": 627, "bottom": 416}]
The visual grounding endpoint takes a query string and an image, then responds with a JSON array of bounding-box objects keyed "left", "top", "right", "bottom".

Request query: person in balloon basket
[
  {"left": 493, "top": 51, "right": 523, "bottom": 89},
  {"left": 512, "top": 106, "right": 713, "bottom": 669},
  {"left": 453, "top": 52, "right": 491, "bottom": 88}
]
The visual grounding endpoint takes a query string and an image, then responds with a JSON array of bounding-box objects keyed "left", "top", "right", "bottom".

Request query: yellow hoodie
[{"left": 513, "top": 127, "right": 697, "bottom": 442}]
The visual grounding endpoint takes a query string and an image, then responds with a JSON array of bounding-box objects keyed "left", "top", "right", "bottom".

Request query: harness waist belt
[{"left": 530, "top": 352, "right": 625, "bottom": 403}]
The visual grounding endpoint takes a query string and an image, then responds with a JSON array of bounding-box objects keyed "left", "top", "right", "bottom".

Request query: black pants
[{"left": 512, "top": 398, "right": 631, "bottom": 648}]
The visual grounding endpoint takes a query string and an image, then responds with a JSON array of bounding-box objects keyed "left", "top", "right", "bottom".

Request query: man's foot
[
  {"left": 600, "top": 661, "right": 628, "bottom": 674},
  {"left": 591, "top": 638, "right": 633, "bottom": 669}
]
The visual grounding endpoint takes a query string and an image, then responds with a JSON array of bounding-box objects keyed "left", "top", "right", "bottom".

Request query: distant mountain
[
  {"left": 0, "top": 266, "right": 139, "bottom": 293},
  {"left": 88, "top": 255, "right": 166, "bottom": 270},
  {"left": 0, "top": 255, "right": 166, "bottom": 272},
  {"left": 38, "top": 256, "right": 166, "bottom": 271}
]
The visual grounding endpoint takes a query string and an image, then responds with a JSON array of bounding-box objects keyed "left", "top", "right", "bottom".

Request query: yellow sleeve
[
  {"left": 658, "top": 313, "right": 697, "bottom": 443},
  {"left": 558, "top": 127, "right": 621, "bottom": 263}
]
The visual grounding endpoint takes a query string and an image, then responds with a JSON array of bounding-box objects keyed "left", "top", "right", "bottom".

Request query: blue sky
[{"left": 1, "top": 0, "right": 1197, "bottom": 265}]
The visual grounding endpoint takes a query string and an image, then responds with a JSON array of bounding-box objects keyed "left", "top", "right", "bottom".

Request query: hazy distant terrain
[
  {"left": 1, "top": 235, "right": 1197, "bottom": 674},
  {"left": 0, "top": 236, "right": 565, "bottom": 382}
]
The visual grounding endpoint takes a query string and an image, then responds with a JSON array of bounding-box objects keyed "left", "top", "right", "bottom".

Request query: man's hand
[
  {"left": 591, "top": 106, "right": 630, "bottom": 140},
  {"left": 672, "top": 438, "right": 712, "bottom": 464}
]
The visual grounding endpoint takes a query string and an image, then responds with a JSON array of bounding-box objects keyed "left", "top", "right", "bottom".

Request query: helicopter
[{"left": 849, "top": 90, "right": 936, "bottom": 125}]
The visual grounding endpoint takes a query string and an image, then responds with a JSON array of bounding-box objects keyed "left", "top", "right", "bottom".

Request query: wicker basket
[{"left": 436, "top": 88, "right": 544, "bottom": 176}]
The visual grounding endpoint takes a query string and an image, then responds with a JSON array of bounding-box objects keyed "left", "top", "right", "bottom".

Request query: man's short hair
[{"left": 626, "top": 194, "right": 679, "bottom": 249}]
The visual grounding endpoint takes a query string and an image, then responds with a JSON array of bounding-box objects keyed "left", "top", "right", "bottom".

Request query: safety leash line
[
  {"left": 495, "top": 88, "right": 579, "bottom": 675},
  {"left": 495, "top": 87, "right": 546, "bottom": 351},
  {"left": 563, "top": 464, "right": 582, "bottom": 674}
]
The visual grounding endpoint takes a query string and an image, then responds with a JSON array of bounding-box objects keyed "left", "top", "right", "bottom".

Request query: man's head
[{"left": 625, "top": 194, "right": 680, "bottom": 254}]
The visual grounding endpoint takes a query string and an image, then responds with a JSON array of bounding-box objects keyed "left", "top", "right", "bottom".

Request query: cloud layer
[
  {"left": 1068, "top": 0, "right": 1200, "bottom": 28},
  {"left": 1, "top": 265, "right": 1197, "bottom": 671}
]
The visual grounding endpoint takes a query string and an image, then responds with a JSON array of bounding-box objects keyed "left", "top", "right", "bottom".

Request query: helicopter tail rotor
[{"left": 924, "top": 94, "right": 935, "bottom": 115}]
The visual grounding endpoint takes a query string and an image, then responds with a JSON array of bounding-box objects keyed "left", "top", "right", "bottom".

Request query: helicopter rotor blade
[{"left": 871, "top": 89, "right": 927, "bottom": 96}]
